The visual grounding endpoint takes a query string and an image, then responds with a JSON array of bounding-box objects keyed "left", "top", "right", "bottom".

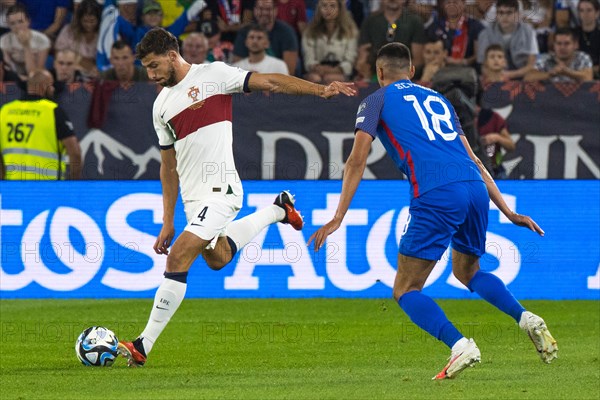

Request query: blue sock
[
  {"left": 399, "top": 290, "right": 464, "bottom": 349},
  {"left": 467, "top": 270, "right": 525, "bottom": 323}
]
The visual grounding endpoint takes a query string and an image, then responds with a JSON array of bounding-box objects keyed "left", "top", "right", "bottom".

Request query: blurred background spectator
[
  {"left": 19, "top": 0, "right": 69, "bottom": 40},
  {"left": 182, "top": 31, "right": 210, "bottom": 64},
  {"left": 525, "top": 27, "right": 594, "bottom": 82},
  {"left": 414, "top": 38, "right": 446, "bottom": 82},
  {"left": 0, "top": 4, "right": 50, "bottom": 81},
  {"left": 277, "top": 0, "right": 308, "bottom": 38},
  {"left": 73, "top": 0, "right": 138, "bottom": 24},
  {"left": 233, "top": 0, "right": 299, "bottom": 75},
  {"left": 477, "top": 106, "right": 515, "bottom": 179},
  {"left": 51, "top": 48, "right": 85, "bottom": 88},
  {"left": 197, "top": 19, "right": 235, "bottom": 62},
  {"left": 355, "top": 0, "right": 426, "bottom": 82},
  {"left": 575, "top": 0, "right": 600, "bottom": 79},
  {"left": 425, "top": 0, "right": 484, "bottom": 67},
  {"left": 102, "top": 40, "right": 149, "bottom": 82},
  {"left": 302, "top": 0, "right": 357, "bottom": 83},
  {"left": 0, "top": 0, "right": 16, "bottom": 37},
  {"left": 480, "top": 43, "right": 508, "bottom": 85},
  {"left": 0, "top": 70, "right": 82, "bottom": 180},
  {"left": 55, "top": 0, "right": 102, "bottom": 80},
  {"left": 233, "top": 24, "right": 289, "bottom": 72},
  {"left": 476, "top": 0, "right": 538, "bottom": 79}
]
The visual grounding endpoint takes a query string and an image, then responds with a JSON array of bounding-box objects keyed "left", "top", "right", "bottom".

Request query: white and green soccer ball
[{"left": 75, "top": 326, "right": 119, "bottom": 367}]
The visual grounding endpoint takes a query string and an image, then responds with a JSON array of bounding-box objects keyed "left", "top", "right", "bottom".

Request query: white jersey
[{"left": 152, "top": 62, "right": 251, "bottom": 203}]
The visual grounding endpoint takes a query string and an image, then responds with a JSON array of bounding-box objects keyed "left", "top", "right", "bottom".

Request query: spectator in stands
[
  {"left": 425, "top": 0, "right": 484, "bottom": 67},
  {"left": 73, "top": 0, "right": 138, "bottom": 25},
  {"left": 470, "top": 0, "right": 495, "bottom": 26},
  {"left": 522, "top": 0, "right": 554, "bottom": 54},
  {"left": 19, "top": 0, "right": 68, "bottom": 40},
  {"left": 201, "top": 0, "right": 254, "bottom": 44},
  {"left": 52, "top": 49, "right": 85, "bottom": 85},
  {"left": 233, "top": 0, "right": 299, "bottom": 75},
  {"left": 408, "top": 0, "right": 437, "bottom": 26},
  {"left": 0, "top": 4, "right": 50, "bottom": 81},
  {"left": 555, "top": 0, "right": 580, "bottom": 28},
  {"left": 55, "top": 0, "right": 101, "bottom": 80},
  {"left": 0, "top": 0, "right": 16, "bottom": 37},
  {"left": 575, "top": 0, "right": 600, "bottom": 79},
  {"left": 115, "top": 0, "right": 206, "bottom": 55},
  {"left": 102, "top": 40, "right": 149, "bottom": 82},
  {"left": 480, "top": 43, "right": 508, "bottom": 85},
  {"left": 233, "top": 24, "right": 289, "bottom": 73},
  {"left": 197, "top": 19, "right": 235, "bottom": 63},
  {"left": 277, "top": 0, "right": 308, "bottom": 36},
  {"left": 476, "top": 0, "right": 538, "bottom": 79},
  {"left": 525, "top": 27, "right": 594, "bottom": 82},
  {"left": 182, "top": 32, "right": 209, "bottom": 64},
  {"left": 477, "top": 106, "right": 516, "bottom": 179},
  {"left": 302, "top": 0, "right": 358, "bottom": 83},
  {"left": 414, "top": 38, "right": 446, "bottom": 82},
  {"left": 355, "top": 0, "right": 426, "bottom": 82},
  {"left": 0, "top": 70, "right": 82, "bottom": 180}
]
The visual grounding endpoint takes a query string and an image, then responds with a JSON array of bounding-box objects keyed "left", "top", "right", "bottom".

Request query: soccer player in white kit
[{"left": 117, "top": 28, "right": 356, "bottom": 366}]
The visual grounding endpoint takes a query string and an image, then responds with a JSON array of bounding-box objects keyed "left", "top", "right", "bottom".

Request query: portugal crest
[{"left": 188, "top": 86, "right": 200, "bottom": 102}]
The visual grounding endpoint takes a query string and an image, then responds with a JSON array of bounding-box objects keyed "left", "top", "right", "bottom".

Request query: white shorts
[{"left": 183, "top": 195, "right": 242, "bottom": 249}]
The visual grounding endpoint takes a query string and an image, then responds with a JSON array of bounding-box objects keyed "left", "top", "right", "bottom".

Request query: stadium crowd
[
  {"left": 0, "top": 0, "right": 598, "bottom": 84},
  {"left": 0, "top": 0, "right": 598, "bottom": 180}
]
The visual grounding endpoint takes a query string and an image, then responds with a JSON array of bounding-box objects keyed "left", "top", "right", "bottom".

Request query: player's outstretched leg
[
  {"left": 398, "top": 290, "right": 481, "bottom": 380},
  {"left": 225, "top": 190, "right": 304, "bottom": 255},
  {"left": 273, "top": 190, "right": 304, "bottom": 230},
  {"left": 465, "top": 269, "right": 558, "bottom": 363},
  {"left": 118, "top": 271, "right": 188, "bottom": 367},
  {"left": 519, "top": 311, "right": 558, "bottom": 363}
]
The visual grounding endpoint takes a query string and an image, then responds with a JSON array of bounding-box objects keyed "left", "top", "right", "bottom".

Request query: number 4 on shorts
[{"left": 197, "top": 206, "right": 208, "bottom": 221}]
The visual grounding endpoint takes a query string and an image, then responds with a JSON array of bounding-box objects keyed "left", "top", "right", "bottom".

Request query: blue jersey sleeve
[{"left": 355, "top": 89, "right": 386, "bottom": 139}]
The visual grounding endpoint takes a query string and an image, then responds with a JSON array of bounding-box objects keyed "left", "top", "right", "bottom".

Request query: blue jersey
[{"left": 355, "top": 80, "right": 483, "bottom": 199}]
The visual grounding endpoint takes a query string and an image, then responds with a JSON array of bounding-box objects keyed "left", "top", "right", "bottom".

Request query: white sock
[
  {"left": 226, "top": 205, "right": 284, "bottom": 250},
  {"left": 452, "top": 337, "right": 469, "bottom": 353},
  {"left": 139, "top": 277, "right": 186, "bottom": 355}
]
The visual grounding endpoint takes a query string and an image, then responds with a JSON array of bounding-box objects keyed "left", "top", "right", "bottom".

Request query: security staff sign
[{"left": 0, "top": 181, "right": 598, "bottom": 299}]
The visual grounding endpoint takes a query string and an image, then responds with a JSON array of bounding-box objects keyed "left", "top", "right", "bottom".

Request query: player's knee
[
  {"left": 165, "top": 251, "right": 189, "bottom": 273},
  {"left": 452, "top": 269, "right": 473, "bottom": 286},
  {"left": 205, "top": 259, "right": 227, "bottom": 270}
]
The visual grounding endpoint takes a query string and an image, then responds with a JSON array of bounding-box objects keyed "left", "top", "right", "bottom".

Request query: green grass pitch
[{"left": 1, "top": 299, "right": 598, "bottom": 399}]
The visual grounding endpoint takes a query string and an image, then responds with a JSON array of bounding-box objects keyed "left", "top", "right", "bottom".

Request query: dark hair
[
  {"left": 484, "top": 44, "right": 504, "bottom": 57},
  {"left": 72, "top": 0, "right": 102, "bottom": 41},
  {"left": 6, "top": 4, "right": 29, "bottom": 19},
  {"left": 112, "top": 39, "right": 132, "bottom": 51},
  {"left": 579, "top": 0, "right": 600, "bottom": 12},
  {"left": 247, "top": 23, "right": 268, "bottom": 35},
  {"left": 136, "top": 28, "right": 180, "bottom": 60},
  {"left": 496, "top": 0, "right": 519, "bottom": 11},
  {"left": 554, "top": 27, "right": 577, "bottom": 40},
  {"left": 377, "top": 42, "right": 412, "bottom": 65}
]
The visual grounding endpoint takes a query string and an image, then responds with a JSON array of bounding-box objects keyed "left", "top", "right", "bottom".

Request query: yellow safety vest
[{"left": 0, "top": 98, "right": 67, "bottom": 180}]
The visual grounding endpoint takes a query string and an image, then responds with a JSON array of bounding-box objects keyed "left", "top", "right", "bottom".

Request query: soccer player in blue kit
[{"left": 308, "top": 43, "right": 558, "bottom": 379}]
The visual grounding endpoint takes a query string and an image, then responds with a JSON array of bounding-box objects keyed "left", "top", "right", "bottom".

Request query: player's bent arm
[
  {"left": 460, "top": 135, "right": 544, "bottom": 235},
  {"left": 61, "top": 136, "right": 82, "bottom": 179},
  {"left": 334, "top": 130, "right": 373, "bottom": 221},
  {"left": 159, "top": 148, "right": 179, "bottom": 226},
  {"left": 247, "top": 72, "right": 356, "bottom": 98},
  {"left": 460, "top": 135, "right": 513, "bottom": 216}
]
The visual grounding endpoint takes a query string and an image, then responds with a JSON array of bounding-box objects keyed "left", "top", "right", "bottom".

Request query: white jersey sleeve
[
  {"left": 208, "top": 62, "right": 251, "bottom": 94},
  {"left": 153, "top": 98, "right": 175, "bottom": 148}
]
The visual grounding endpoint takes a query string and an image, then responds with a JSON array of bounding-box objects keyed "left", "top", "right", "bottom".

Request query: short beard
[{"left": 161, "top": 63, "right": 177, "bottom": 87}]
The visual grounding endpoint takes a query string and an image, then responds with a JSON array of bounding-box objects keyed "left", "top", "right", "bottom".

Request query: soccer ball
[{"left": 75, "top": 326, "right": 119, "bottom": 367}]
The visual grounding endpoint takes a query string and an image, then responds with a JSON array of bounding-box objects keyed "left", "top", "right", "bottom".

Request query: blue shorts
[{"left": 399, "top": 180, "right": 489, "bottom": 260}]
